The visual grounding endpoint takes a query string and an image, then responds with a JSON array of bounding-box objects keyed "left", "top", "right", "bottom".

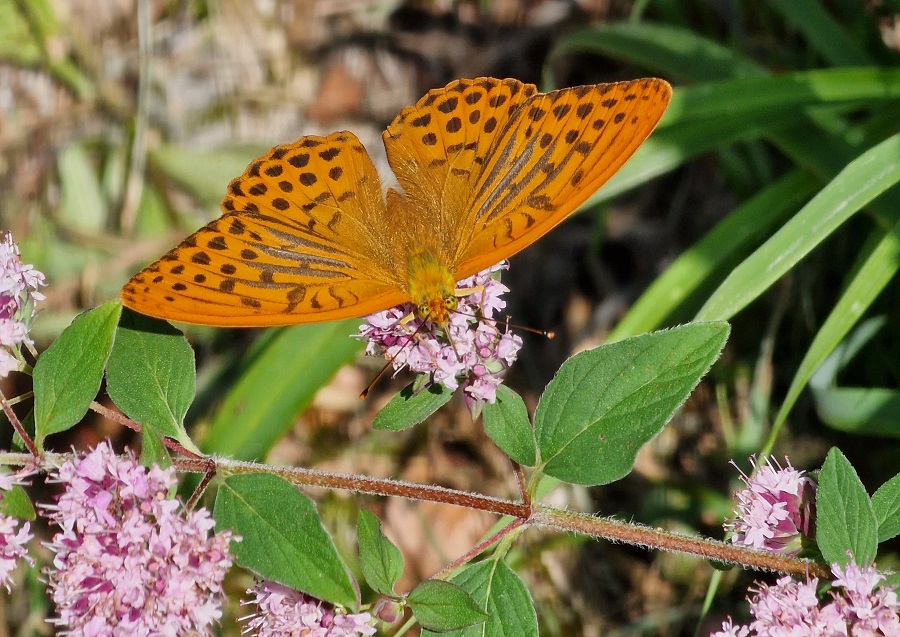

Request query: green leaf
[
  {"left": 610, "top": 170, "right": 818, "bottom": 339},
  {"left": 203, "top": 321, "right": 362, "bottom": 460},
  {"left": 816, "top": 448, "right": 877, "bottom": 567},
  {"left": 0, "top": 482, "right": 35, "bottom": 521},
  {"left": 357, "top": 510, "right": 404, "bottom": 596},
  {"left": 872, "top": 473, "right": 900, "bottom": 543},
  {"left": 106, "top": 310, "right": 198, "bottom": 454},
  {"left": 373, "top": 382, "right": 454, "bottom": 431},
  {"left": 772, "top": 223, "right": 900, "bottom": 441},
  {"left": 214, "top": 473, "right": 356, "bottom": 608},
  {"left": 139, "top": 426, "right": 171, "bottom": 471},
  {"left": 696, "top": 133, "right": 900, "bottom": 321},
  {"left": 408, "top": 579, "right": 487, "bottom": 633},
  {"left": 535, "top": 322, "right": 728, "bottom": 485},
  {"left": 422, "top": 560, "right": 537, "bottom": 637},
  {"left": 34, "top": 301, "right": 121, "bottom": 446},
  {"left": 482, "top": 386, "right": 536, "bottom": 466}
]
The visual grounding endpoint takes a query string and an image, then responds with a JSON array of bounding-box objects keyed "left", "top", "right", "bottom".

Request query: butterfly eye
[{"left": 444, "top": 295, "right": 459, "bottom": 312}]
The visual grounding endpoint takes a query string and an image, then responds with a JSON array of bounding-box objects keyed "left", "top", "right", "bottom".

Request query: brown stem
[
  {"left": 169, "top": 456, "right": 823, "bottom": 577},
  {"left": 88, "top": 402, "right": 205, "bottom": 459},
  {"left": 180, "top": 458, "right": 530, "bottom": 519},
  {"left": 0, "top": 389, "right": 37, "bottom": 456},
  {"left": 0, "top": 447, "right": 825, "bottom": 579},
  {"left": 90, "top": 401, "right": 141, "bottom": 432},
  {"left": 185, "top": 457, "right": 217, "bottom": 510},
  {"left": 531, "top": 504, "right": 829, "bottom": 578},
  {"left": 430, "top": 517, "right": 527, "bottom": 581},
  {"left": 513, "top": 462, "right": 530, "bottom": 507}
]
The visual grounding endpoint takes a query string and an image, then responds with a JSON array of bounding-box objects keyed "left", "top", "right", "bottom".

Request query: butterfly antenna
[
  {"left": 359, "top": 315, "right": 429, "bottom": 399},
  {"left": 451, "top": 308, "right": 555, "bottom": 339},
  {"left": 360, "top": 360, "right": 397, "bottom": 399}
]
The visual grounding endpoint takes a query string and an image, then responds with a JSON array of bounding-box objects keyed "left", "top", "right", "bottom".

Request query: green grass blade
[
  {"left": 201, "top": 321, "right": 362, "bottom": 460},
  {"left": 695, "top": 133, "right": 900, "bottom": 322},
  {"left": 767, "top": 223, "right": 900, "bottom": 450},
  {"left": 610, "top": 170, "right": 819, "bottom": 340},
  {"left": 593, "top": 68, "right": 900, "bottom": 204},
  {"left": 545, "top": 23, "right": 765, "bottom": 84},
  {"left": 768, "top": 0, "right": 873, "bottom": 66}
]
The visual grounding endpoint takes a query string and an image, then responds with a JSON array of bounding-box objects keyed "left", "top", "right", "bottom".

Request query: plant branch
[
  {"left": 0, "top": 449, "right": 829, "bottom": 578},
  {"left": 531, "top": 504, "right": 830, "bottom": 578},
  {"left": 0, "top": 389, "right": 37, "bottom": 456}
]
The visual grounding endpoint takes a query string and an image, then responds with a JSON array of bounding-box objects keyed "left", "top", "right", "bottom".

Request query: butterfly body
[{"left": 122, "top": 77, "right": 671, "bottom": 327}]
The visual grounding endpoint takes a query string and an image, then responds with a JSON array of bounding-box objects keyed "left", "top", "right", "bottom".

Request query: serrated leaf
[
  {"left": 373, "top": 382, "right": 453, "bottom": 431},
  {"left": 872, "top": 473, "right": 900, "bottom": 543},
  {"left": 0, "top": 482, "right": 35, "bottom": 521},
  {"left": 34, "top": 301, "right": 121, "bottom": 447},
  {"left": 213, "top": 473, "right": 355, "bottom": 608},
  {"left": 106, "top": 310, "right": 198, "bottom": 454},
  {"left": 482, "top": 386, "right": 536, "bottom": 466},
  {"left": 535, "top": 322, "right": 728, "bottom": 485},
  {"left": 357, "top": 510, "right": 403, "bottom": 596},
  {"left": 816, "top": 448, "right": 877, "bottom": 566},
  {"left": 408, "top": 579, "right": 487, "bottom": 632},
  {"left": 422, "top": 561, "right": 537, "bottom": 637}
]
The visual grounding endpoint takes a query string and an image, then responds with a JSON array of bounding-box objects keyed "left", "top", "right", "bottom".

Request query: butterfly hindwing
[
  {"left": 122, "top": 131, "right": 406, "bottom": 326},
  {"left": 455, "top": 78, "right": 672, "bottom": 277}
]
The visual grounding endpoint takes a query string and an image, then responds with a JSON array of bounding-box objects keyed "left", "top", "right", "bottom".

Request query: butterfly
[{"left": 121, "top": 77, "right": 672, "bottom": 328}]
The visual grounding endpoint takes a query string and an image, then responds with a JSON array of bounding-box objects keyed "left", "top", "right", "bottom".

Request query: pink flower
[
  {"left": 0, "top": 232, "right": 45, "bottom": 377},
  {"left": 41, "top": 443, "right": 235, "bottom": 636},
  {"left": 726, "top": 456, "right": 815, "bottom": 555},
  {"left": 712, "top": 561, "right": 899, "bottom": 636},
  {"left": 359, "top": 262, "right": 522, "bottom": 411},
  {"left": 241, "top": 580, "right": 376, "bottom": 637},
  {"left": 0, "top": 470, "right": 34, "bottom": 591},
  {"left": 826, "top": 562, "right": 900, "bottom": 635}
]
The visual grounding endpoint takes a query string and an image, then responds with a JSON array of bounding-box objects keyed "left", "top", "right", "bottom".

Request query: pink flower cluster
[
  {"left": 727, "top": 456, "right": 815, "bottom": 556},
  {"left": 0, "top": 471, "right": 34, "bottom": 590},
  {"left": 0, "top": 232, "right": 45, "bottom": 377},
  {"left": 41, "top": 443, "right": 235, "bottom": 636},
  {"left": 713, "top": 562, "right": 899, "bottom": 636},
  {"left": 242, "top": 580, "right": 376, "bottom": 637},
  {"left": 359, "top": 262, "right": 522, "bottom": 410}
]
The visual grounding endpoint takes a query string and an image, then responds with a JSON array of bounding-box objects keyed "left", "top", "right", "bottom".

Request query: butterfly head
[
  {"left": 417, "top": 294, "right": 458, "bottom": 328},
  {"left": 407, "top": 251, "right": 458, "bottom": 328}
]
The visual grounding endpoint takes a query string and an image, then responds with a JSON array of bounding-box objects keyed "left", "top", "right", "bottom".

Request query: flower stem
[
  {"left": 0, "top": 389, "right": 37, "bottom": 456},
  {"left": 430, "top": 517, "right": 526, "bottom": 581}
]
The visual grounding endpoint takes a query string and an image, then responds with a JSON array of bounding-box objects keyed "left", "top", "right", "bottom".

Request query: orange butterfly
[{"left": 122, "top": 77, "right": 671, "bottom": 327}]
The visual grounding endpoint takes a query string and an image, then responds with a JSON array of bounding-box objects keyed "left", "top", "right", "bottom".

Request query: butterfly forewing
[
  {"left": 455, "top": 78, "right": 672, "bottom": 277},
  {"left": 383, "top": 78, "right": 538, "bottom": 248},
  {"left": 122, "top": 131, "right": 406, "bottom": 326}
]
